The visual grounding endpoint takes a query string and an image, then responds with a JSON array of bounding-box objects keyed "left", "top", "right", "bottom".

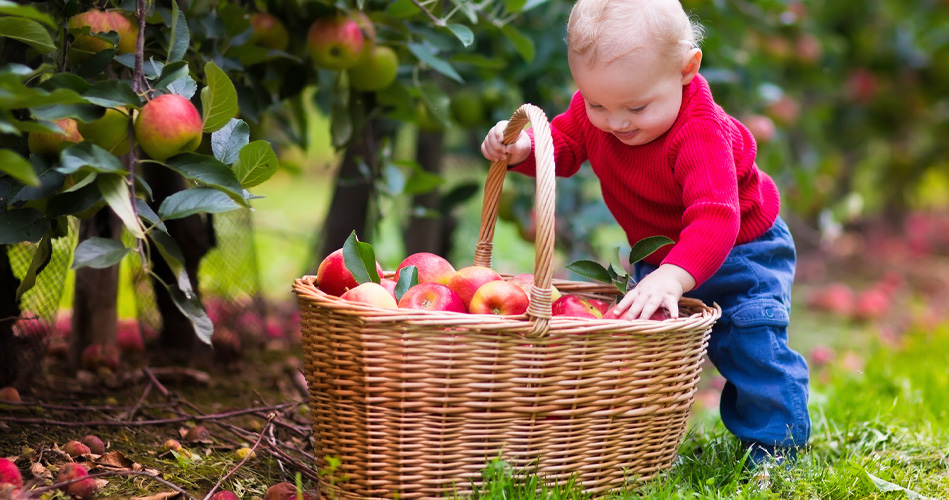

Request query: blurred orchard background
[{"left": 2, "top": 0, "right": 949, "bottom": 495}]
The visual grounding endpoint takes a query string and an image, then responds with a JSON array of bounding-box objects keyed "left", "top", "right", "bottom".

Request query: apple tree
[{"left": 0, "top": 0, "right": 281, "bottom": 383}]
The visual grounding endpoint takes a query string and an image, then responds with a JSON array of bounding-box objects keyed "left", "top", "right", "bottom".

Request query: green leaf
[
  {"left": 394, "top": 265, "right": 418, "bottom": 302},
  {"left": 15, "top": 232, "right": 51, "bottom": 301},
  {"left": 152, "top": 60, "right": 190, "bottom": 92},
  {"left": 0, "top": 1, "right": 56, "bottom": 28},
  {"left": 167, "top": 282, "right": 214, "bottom": 344},
  {"left": 167, "top": 1, "right": 190, "bottom": 63},
  {"left": 565, "top": 259, "right": 613, "bottom": 284},
  {"left": 0, "top": 17, "right": 55, "bottom": 54},
  {"left": 46, "top": 183, "right": 104, "bottom": 218},
  {"left": 84, "top": 80, "right": 142, "bottom": 109},
  {"left": 148, "top": 226, "right": 191, "bottom": 295},
  {"left": 157, "top": 187, "right": 241, "bottom": 220},
  {"left": 164, "top": 154, "right": 247, "bottom": 205},
  {"left": 503, "top": 0, "right": 528, "bottom": 12},
  {"left": 386, "top": 0, "right": 420, "bottom": 17},
  {"left": 404, "top": 166, "right": 445, "bottom": 195},
  {"left": 628, "top": 235, "right": 675, "bottom": 265},
  {"left": 329, "top": 94, "right": 352, "bottom": 149},
  {"left": 418, "top": 81, "right": 450, "bottom": 129},
  {"left": 0, "top": 208, "right": 47, "bottom": 244},
  {"left": 74, "top": 48, "right": 117, "bottom": 78},
  {"left": 97, "top": 174, "right": 145, "bottom": 239},
  {"left": 342, "top": 231, "right": 380, "bottom": 284},
  {"left": 446, "top": 24, "right": 474, "bottom": 47},
  {"left": 500, "top": 25, "right": 535, "bottom": 62},
  {"left": 200, "top": 61, "right": 238, "bottom": 133},
  {"left": 211, "top": 118, "right": 249, "bottom": 165},
  {"left": 58, "top": 142, "right": 125, "bottom": 174},
  {"left": 135, "top": 198, "right": 166, "bottom": 232},
  {"left": 232, "top": 140, "right": 278, "bottom": 188},
  {"left": 407, "top": 42, "right": 463, "bottom": 83},
  {"left": 0, "top": 86, "right": 87, "bottom": 110},
  {"left": 0, "top": 149, "right": 39, "bottom": 186},
  {"left": 72, "top": 237, "right": 130, "bottom": 269}
]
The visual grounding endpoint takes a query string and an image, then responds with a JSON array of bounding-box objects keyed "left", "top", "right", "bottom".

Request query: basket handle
[{"left": 474, "top": 104, "right": 556, "bottom": 337}]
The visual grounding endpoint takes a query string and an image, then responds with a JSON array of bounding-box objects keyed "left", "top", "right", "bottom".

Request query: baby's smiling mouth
[{"left": 613, "top": 129, "right": 638, "bottom": 140}]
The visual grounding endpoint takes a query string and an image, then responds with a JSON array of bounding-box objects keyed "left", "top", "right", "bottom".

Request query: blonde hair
[{"left": 567, "top": 0, "right": 704, "bottom": 66}]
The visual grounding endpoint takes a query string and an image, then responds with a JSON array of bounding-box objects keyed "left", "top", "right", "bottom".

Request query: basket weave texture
[{"left": 294, "top": 104, "right": 720, "bottom": 498}]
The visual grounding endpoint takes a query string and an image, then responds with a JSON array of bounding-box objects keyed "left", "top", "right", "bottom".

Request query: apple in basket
[
  {"left": 316, "top": 248, "right": 384, "bottom": 296},
  {"left": 603, "top": 305, "right": 672, "bottom": 321},
  {"left": 467, "top": 280, "right": 529, "bottom": 315},
  {"left": 509, "top": 273, "right": 562, "bottom": 302},
  {"left": 340, "top": 282, "right": 398, "bottom": 308},
  {"left": 398, "top": 282, "right": 465, "bottom": 313},
  {"left": 551, "top": 295, "right": 603, "bottom": 319},
  {"left": 447, "top": 266, "right": 503, "bottom": 311},
  {"left": 395, "top": 252, "right": 456, "bottom": 285}
]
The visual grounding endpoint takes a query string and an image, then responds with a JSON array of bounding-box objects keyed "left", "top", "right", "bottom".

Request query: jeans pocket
[{"left": 730, "top": 299, "right": 789, "bottom": 329}]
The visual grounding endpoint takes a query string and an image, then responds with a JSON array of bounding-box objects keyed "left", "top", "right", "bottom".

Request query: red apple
[
  {"left": 265, "top": 482, "right": 319, "bottom": 500},
  {"left": 379, "top": 278, "right": 398, "bottom": 299},
  {"left": 551, "top": 295, "right": 602, "bottom": 319},
  {"left": 398, "top": 283, "right": 465, "bottom": 313},
  {"left": 853, "top": 288, "right": 890, "bottom": 321},
  {"left": 63, "top": 440, "right": 91, "bottom": 458},
  {"left": 348, "top": 45, "right": 399, "bottom": 92},
  {"left": 509, "top": 273, "right": 562, "bottom": 303},
  {"left": 468, "top": 280, "right": 529, "bottom": 316},
  {"left": 306, "top": 15, "right": 366, "bottom": 70},
  {"left": 585, "top": 298, "right": 611, "bottom": 316},
  {"left": 77, "top": 107, "right": 132, "bottom": 155},
  {"left": 68, "top": 9, "right": 137, "bottom": 61},
  {"left": 603, "top": 305, "right": 670, "bottom": 321},
  {"left": 446, "top": 266, "right": 503, "bottom": 311},
  {"left": 0, "top": 387, "right": 20, "bottom": 403},
  {"left": 395, "top": 252, "right": 455, "bottom": 285},
  {"left": 56, "top": 462, "right": 97, "bottom": 500},
  {"left": 134, "top": 94, "right": 203, "bottom": 161},
  {"left": 249, "top": 12, "right": 289, "bottom": 51},
  {"left": 81, "top": 343, "right": 120, "bottom": 372},
  {"left": 210, "top": 492, "right": 240, "bottom": 500},
  {"left": 316, "top": 248, "right": 384, "bottom": 297},
  {"left": 0, "top": 458, "right": 22, "bottom": 489},
  {"left": 340, "top": 282, "right": 399, "bottom": 308},
  {"left": 28, "top": 118, "right": 82, "bottom": 156},
  {"left": 807, "top": 282, "right": 854, "bottom": 316}
]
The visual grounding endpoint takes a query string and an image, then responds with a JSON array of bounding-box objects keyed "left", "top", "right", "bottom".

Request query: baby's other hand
[{"left": 481, "top": 120, "right": 531, "bottom": 165}]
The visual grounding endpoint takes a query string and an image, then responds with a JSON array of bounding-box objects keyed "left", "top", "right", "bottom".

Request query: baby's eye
[
  {"left": 588, "top": 104, "right": 604, "bottom": 110},
  {"left": 627, "top": 105, "right": 647, "bottom": 113}
]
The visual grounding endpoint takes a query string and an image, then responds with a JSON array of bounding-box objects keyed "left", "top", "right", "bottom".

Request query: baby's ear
[{"left": 680, "top": 48, "right": 702, "bottom": 85}]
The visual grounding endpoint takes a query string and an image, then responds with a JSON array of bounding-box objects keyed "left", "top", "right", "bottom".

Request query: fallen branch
[{"left": 203, "top": 413, "right": 276, "bottom": 500}]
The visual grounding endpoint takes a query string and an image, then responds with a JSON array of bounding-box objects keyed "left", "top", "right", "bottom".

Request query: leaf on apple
[
  {"left": 342, "top": 230, "right": 380, "bottom": 284},
  {"left": 394, "top": 265, "right": 418, "bottom": 302}
]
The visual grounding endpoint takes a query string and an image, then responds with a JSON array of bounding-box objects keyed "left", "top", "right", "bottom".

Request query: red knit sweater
[{"left": 513, "top": 74, "right": 781, "bottom": 287}]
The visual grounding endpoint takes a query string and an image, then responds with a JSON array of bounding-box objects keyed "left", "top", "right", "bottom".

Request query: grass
[{"left": 440, "top": 323, "right": 949, "bottom": 499}]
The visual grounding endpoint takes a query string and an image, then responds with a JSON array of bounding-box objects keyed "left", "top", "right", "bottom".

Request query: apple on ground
[
  {"left": 509, "top": 273, "right": 562, "bottom": 303},
  {"left": 0, "top": 387, "right": 20, "bottom": 403},
  {"left": 306, "top": 15, "right": 366, "bottom": 70},
  {"left": 264, "top": 482, "right": 318, "bottom": 500},
  {"left": 551, "top": 295, "right": 602, "bottom": 319},
  {"left": 81, "top": 343, "right": 120, "bottom": 372},
  {"left": 853, "top": 288, "right": 890, "bottom": 321},
  {"left": 0, "top": 457, "right": 22, "bottom": 488},
  {"left": 447, "top": 266, "right": 503, "bottom": 311},
  {"left": 67, "top": 9, "right": 137, "bottom": 62},
  {"left": 348, "top": 45, "right": 399, "bottom": 92},
  {"left": 398, "top": 283, "right": 465, "bottom": 313},
  {"left": 210, "top": 492, "right": 240, "bottom": 500},
  {"left": 316, "top": 248, "right": 384, "bottom": 297},
  {"left": 340, "top": 282, "right": 399, "bottom": 308},
  {"left": 395, "top": 252, "right": 455, "bottom": 285},
  {"left": 28, "top": 118, "right": 82, "bottom": 156},
  {"left": 468, "top": 280, "right": 529, "bottom": 316},
  {"left": 77, "top": 107, "right": 132, "bottom": 155},
  {"left": 134, "top": 94, "right": 203, "bottom": 161},
  {"left": 249, "top": 12, "right": 289, "bottom": 51},
  {"left": 57, "top": 462, "right": 97, "bottom": 500}
]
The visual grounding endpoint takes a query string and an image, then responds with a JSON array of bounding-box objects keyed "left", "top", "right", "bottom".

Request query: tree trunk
[
  {"left": 0, "top": 245, "right": 21, "bottom": 387},
  {"left": 404, "top": 130, "right": 450, "bottom": 256},
  {"left": 311, "top": 99, "right": 394, "bottom": 267},
  {"left": 143, "top": 168, "right": 215, "bottom": 362},
  {"left": 70, "top": 209, "right": 121, "bottom": 372}
]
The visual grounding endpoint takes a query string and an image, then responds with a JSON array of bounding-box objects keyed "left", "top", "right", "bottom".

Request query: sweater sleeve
[
  {"left": 661, "top": 118, "right": 742, "bottom": 287},
  {"left": 511, "top": 91, "right": 588, "bottom": 178}
]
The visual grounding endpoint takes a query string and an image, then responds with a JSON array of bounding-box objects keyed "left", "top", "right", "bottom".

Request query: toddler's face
[{"left": 570, "top": 48, "right": 687, "bottom": 146}]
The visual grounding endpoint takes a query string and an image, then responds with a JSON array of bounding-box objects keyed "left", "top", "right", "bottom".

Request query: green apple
[
  {"left": 134, "top": 94, "right": 203, "bottom": 161},
  {"left": 77, "top": 108, "right": 132, "bottom": 155},
  {"left": 450, "top": 88, "right": 485, "bottom": 128},
  {"left": 348, "top": 45, "right": 398, "bottom": 92}
]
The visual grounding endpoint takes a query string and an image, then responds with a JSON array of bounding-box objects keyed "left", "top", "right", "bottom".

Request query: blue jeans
[{"left": 634, "top": 216, "right": 811, "bottom": 449}]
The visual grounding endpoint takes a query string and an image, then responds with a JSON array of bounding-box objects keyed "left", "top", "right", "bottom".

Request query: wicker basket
[{"left": 294, "top": 104, "right": 720, "bottom": 499}]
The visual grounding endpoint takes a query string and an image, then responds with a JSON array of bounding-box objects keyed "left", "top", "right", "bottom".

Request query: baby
[{"left": 481, "top": 0, "right": 810, "bottom": 469}]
